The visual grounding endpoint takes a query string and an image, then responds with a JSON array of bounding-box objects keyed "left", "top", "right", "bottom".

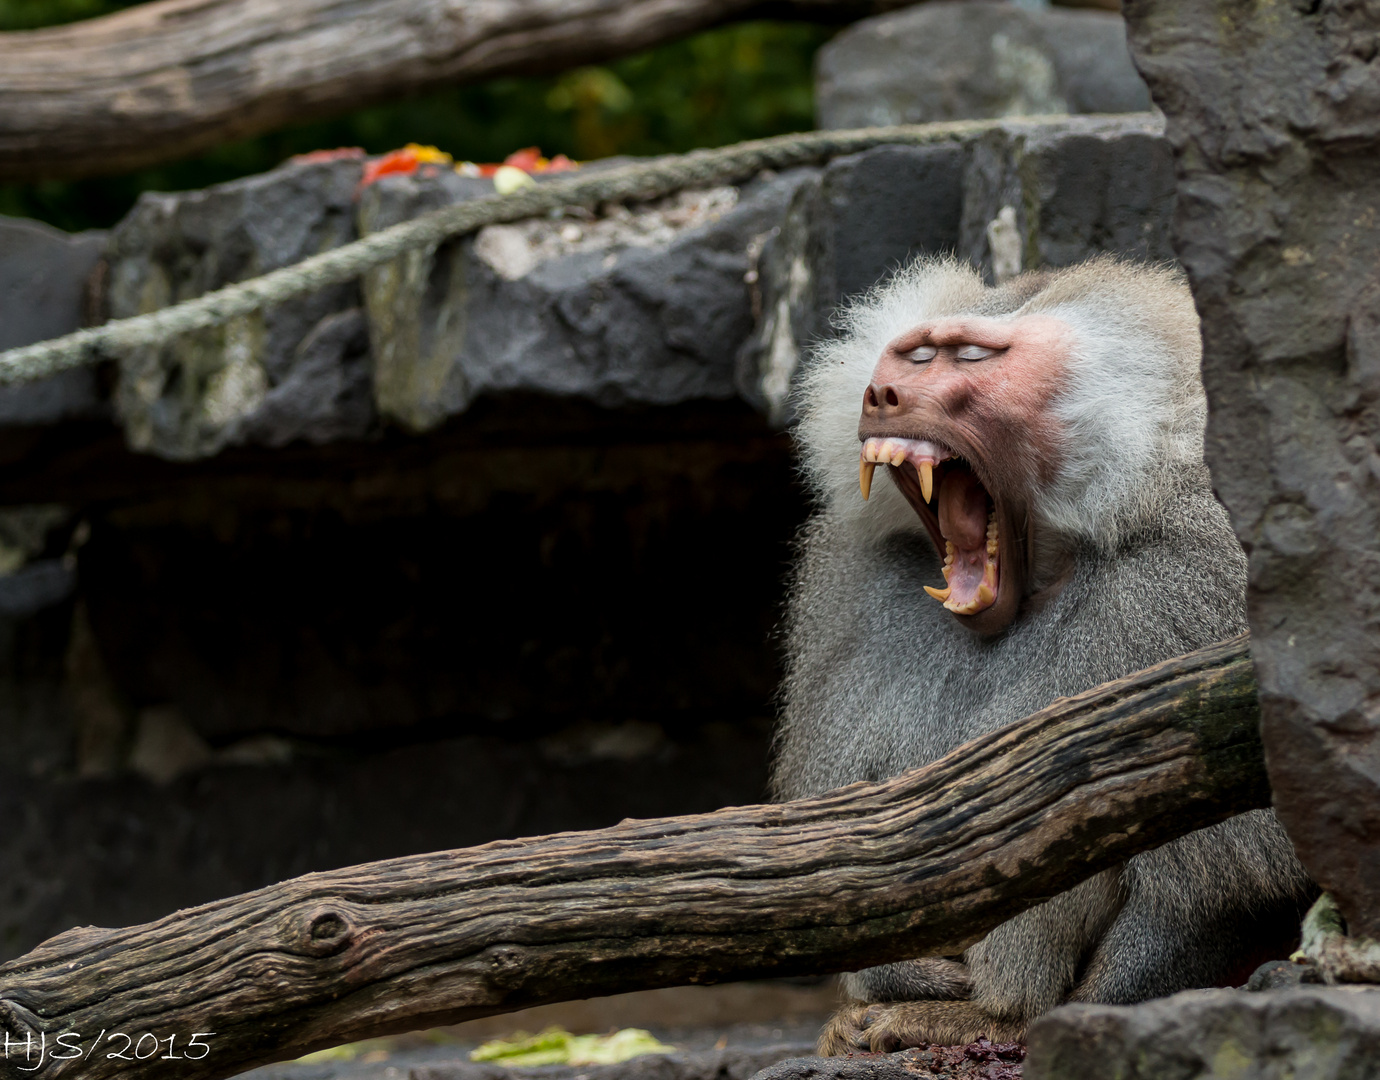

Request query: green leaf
[{"left": 470, "top": 1027, "right": 677, "bottom": 1066}]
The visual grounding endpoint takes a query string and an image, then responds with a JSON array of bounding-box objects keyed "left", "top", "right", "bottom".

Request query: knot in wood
[
  {"left": 291, "top": 906, "right": 355, "bottom": 957},
  {"left": 484, "top": 944, "right": 527, "bottom": 990},
  {"left": 311, "top": 912, "right": 348, "bottom": 942}
]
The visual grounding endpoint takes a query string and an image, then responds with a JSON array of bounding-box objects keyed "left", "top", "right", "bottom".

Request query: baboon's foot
[{"left": 816, "top": 1001, "right": 1026, "bottom": 1055}]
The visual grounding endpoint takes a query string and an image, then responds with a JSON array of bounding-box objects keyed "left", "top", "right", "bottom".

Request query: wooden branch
[
  {"left": 0, "top": 0, "right": 912, "bottom": 182},
  {"left": 0, "top": 636, "right": 1265, "bottom": 1080}
]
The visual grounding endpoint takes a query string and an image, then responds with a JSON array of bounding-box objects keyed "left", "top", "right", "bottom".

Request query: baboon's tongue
[
  {"left": 938, "top": 470, "right": 988, "bottom": 550},
  {"left": 935, "top": 469, "right": 997, "bottom": 613}
]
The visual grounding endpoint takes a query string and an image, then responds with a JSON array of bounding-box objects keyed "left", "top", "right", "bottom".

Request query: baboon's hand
[{"left": 816, "top": 1002, "right": 1026, "bottom": 1056}]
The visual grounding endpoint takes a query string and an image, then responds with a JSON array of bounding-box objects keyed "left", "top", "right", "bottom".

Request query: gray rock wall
[
  {"left": 1125, "top": 0, "right": 1380, "bottom": 938},
  {"left": 815, "top": 1, "right": 1151, "bottom": 131},
  {"left": 1027, "top": 987, "right": 1380, "bottom": 1080},
  {"left": 100, "top": 114, "right": 1172, "bottom": 460},
  {"left": 104, "top": 158, "right": 367, "bottom": 459},
  {"left": 358, "top": 171, "right": 808, "bottom": 434}
]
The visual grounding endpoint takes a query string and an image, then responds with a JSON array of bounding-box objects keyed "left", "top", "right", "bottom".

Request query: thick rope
[{"left": 0, "top": 117, "right": 1074, "bottom": 385}]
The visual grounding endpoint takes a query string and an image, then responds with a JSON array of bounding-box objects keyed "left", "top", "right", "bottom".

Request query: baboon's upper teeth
[
  {"left": 858, "top": 437, "right": 951, "bottom": 490},
  {"left": 859, "top": 460, "right": 876, "bottom": 500}
]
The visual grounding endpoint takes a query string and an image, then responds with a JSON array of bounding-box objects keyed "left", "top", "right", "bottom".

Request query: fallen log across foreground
[{"left": 0, "top": 635, "right": 1267, "bottom": 1080}]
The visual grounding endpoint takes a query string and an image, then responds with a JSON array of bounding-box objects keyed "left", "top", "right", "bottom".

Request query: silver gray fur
[{"left": 772, "top": 258, "right": 1315, "bottom": 1033}]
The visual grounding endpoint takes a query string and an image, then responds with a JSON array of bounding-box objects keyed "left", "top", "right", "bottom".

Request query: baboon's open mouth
[{"left": 860, "top": 436, "right": 1001, "bottom": 617}]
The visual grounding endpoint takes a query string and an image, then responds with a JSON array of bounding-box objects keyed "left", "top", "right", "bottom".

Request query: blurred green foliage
[
  {"left": 0, "top": 0, "right": 832, "bottom": 232},
  {"left": 0, "top": 0, "right": 144, "bottom": 28}
]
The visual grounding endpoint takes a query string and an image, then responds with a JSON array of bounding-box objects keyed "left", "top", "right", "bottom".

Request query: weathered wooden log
[
  {"left": 0, "top": 636, "right": 1265, "bottom": 1080},
  {"left": 0, "top": 0, "right": 913, "bottom": 182}
]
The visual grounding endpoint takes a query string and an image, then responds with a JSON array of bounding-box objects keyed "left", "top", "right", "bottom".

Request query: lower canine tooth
[
  {"left": 924, "top": 585, "right": 951, "bottom": 602},
  {"left": 859, "top": 460, "right": 876, "bottom": 500},
  {"left": 977, "top": 583, "right": 995, "bottom": 604}
]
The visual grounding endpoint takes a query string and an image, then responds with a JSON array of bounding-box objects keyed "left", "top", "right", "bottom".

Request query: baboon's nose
[{"left": 863, "top": 383, "right": 905, "bottom": 415}]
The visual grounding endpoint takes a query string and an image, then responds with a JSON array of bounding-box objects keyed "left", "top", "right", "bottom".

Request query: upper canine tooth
[
  {"left": 860, "top": 460, "right": 876, "bottom": 500},
  {"left": 924, "top": 585, "right": 951, "bottom": 602},
  {"left": 919, "top": 461, "right": 934, "bottom": 503}
]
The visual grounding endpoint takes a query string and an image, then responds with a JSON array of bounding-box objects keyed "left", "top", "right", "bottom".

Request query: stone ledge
[
  {"left": 1025, "top": 986, "right": 1380, "bottom": 1080},
  {"left": 62, "top": 114, "right": 1175, "bottom": 462}
]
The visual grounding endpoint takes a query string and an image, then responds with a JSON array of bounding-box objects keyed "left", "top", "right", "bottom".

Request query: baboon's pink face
[{"left": 858, "top": 314, "right": 1072, "bottom": 635}]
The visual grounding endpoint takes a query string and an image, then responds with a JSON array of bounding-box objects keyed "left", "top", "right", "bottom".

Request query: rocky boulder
[
  {"left": 1125, "top": 0, "right": 1380, "bottom": 937},
  {"left": 815, "top": 1, "right": 1152, "bottom": 131},
  {"left": 104, "top": 155, "right": 369, "bottom": 459},
  {"left": 357, "top": 168, "right": 809, "bottom": 435},
  {"left": 1026, "top": 987, "right": 1380, "bottom": 1080}
]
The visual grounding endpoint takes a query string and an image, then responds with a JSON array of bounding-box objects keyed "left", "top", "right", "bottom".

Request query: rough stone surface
[
  {"left": 1246, "top": 959, "right": 1320, "bottom": 993},
  {"left": 1025, "top": 987, "right": 1380, "bottom": 1080},
  {"left": 357, "top": 169, "right": 806, "bottom": 434},
  {"left": 751, "top": 1056, "right": 913, "bottom": 1080},
  {"left": 737, "top": 114, "right": 1174, "bottom": 422},
  {"left": 816, "top": 1, "right": 1151, "bottom": 131},
  {"left": 104, "top": 155, "right": 367, "bottom": 459},
  {"left": 94, "top": 115, "right": 1176, "bottom": 458},
  {"left": 1124, "top": 0, "right": 1380, "bottom": 936},
  {"left": 752, "top": 1043, "right": 1026, "bottom": 1080},
  {"left": 0, "top": 214, "right": 106, "bottom": 426}
]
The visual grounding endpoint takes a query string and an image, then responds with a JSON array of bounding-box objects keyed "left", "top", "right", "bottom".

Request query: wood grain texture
[
  {"left": 0, "top": 636, "right": 1266, "bottom": 1080},
  {"left": 0, "top": 0, "right": 913, "bottom": 181}
]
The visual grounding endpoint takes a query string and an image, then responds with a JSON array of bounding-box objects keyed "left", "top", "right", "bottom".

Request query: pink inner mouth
[{"left": 859, "top": 437, "right": 999, "bottom": 615}]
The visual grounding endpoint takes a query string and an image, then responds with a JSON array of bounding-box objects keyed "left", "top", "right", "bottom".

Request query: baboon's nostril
[
  {"left": 865, "top": 386, "right": 879, "bottom": 408},
  {"left": 884, "top": 387, "right": 899, "bottom": 407}
]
